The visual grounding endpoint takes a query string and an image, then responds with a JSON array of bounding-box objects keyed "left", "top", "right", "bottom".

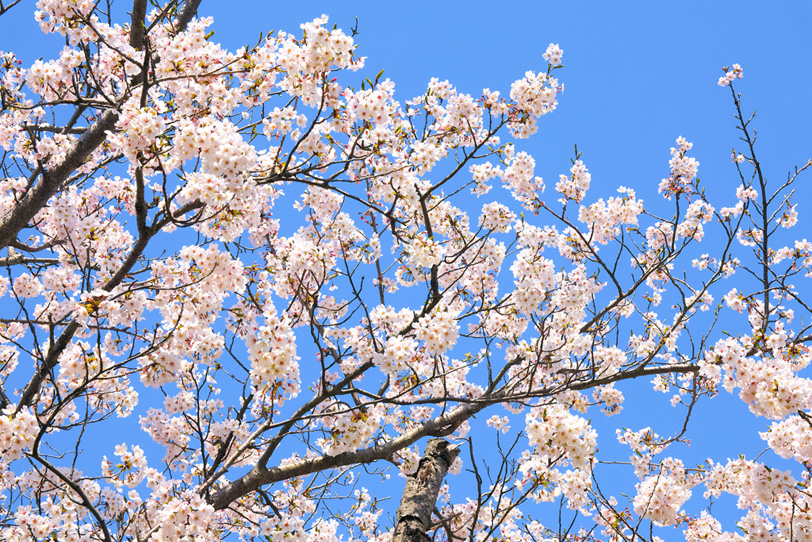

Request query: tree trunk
[{"left": 393, "top": 439, "right": 459, "bottom": 542}]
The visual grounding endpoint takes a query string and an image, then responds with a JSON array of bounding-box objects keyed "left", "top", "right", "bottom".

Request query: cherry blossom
[{"left": 0, "top": 3, "right": 811, "bottom": 542}]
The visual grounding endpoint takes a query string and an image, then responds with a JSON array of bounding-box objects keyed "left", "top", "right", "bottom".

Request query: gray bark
[
  {"left": 393, "top": 439, "right": 459, "bottom": 542},
  {"left": 0, "top": 110, "right": 119, "bottom": 250}
]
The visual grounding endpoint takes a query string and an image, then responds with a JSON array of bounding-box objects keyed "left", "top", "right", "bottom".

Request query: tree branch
[
  {"left": 393, "top": 439, "right": 460, "bottom": 542},
  {"left": 0, "top": 109, "right": 118, "bottom": 250},
  {"left": 0, "top": 0, "right": 203, "bottom": 251},
  {"left": 129, "top": 0, "right": 148, "bottom": 50}
]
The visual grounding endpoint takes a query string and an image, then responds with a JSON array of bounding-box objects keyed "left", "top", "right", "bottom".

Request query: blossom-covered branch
[{"left": 0, "top": 3, "right": 810, "bottom": 542}]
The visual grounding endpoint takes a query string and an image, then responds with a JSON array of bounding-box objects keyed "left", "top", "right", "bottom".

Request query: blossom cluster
[
  {"left": 246, "top": 313, "right": 300, "bottom": 403},
  {"left": 658, "top": 136, "right": 699, "bottom": 198},
  {"left": 718, "top": 63, "right": 744, "bottom": 86},
  {"left": 633, "top": 473, "right": 692, "bottom": 526},
  {"left": 0, "top": 406, "right": 37, "bottom": 461},
  {"left": 3, "top": 3, "right": 812, "bottom": 540}
]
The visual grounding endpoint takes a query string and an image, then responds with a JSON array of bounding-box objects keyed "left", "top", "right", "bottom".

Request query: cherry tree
[{"left": 0, "top": 1, "right": 810, "bottom": 541}]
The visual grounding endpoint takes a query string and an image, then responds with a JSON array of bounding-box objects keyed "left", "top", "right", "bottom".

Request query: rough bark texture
[{"left": 393, "top": 439, "right": 459, "bottom": 542}]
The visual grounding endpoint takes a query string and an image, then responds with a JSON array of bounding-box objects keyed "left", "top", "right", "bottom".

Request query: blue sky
[
  {"left": 210, "top": 2, "right": 812, "bottom": 536},
  {"left": 3, "top": 1, "right": 809, "bottom": 223},
  {"left": 2, "top": 1, "right": 812, "bottom": 539},
  {"left": 198, "top": 0, "right": 812, "bottom": 208}
]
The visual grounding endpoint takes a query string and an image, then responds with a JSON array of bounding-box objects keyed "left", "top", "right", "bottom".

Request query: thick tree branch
[
  {"left": 0, "top": 109, "right": 118, "bottom": 250},
  {"left": 393, "top": 439, "right": 459, "bottom": 542},
  {"left": 176, "top": 0, "right": 203, "bottom": 30},
  {"left": 0, "top": 0, "right": 203, "bottom": 251},
  {"left": 129, "top": 0, "right": 148, "bottom": 50},
  {"left": 208, "top": 361, "right": 698, "bottom": 509},
  {"left": 210, "top": 402, "right": 478, "bottom": 510}
]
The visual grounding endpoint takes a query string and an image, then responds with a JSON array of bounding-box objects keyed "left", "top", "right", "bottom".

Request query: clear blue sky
[
  {"left": 198, "top": 0, "right": 812, "bottom": 209},
  {"left": 209, "top": 2, "right": 812, "bottom": 535},
  {"left": 2, "top": 1, "right": 811, "bottom": 539},
  {"left": 3, "top": 3, "right": 808, "bottom": 226}
]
